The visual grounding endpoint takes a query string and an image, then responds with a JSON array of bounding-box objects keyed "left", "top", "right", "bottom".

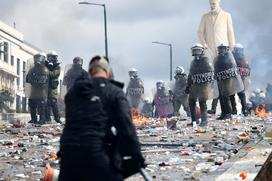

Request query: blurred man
[
  {"left": 59, "top": 56, "right": 145, "bottom": 181},
  {"left": 214, "top": 44, "right": 244, "bottom": 120},
  {"left": 26, "top": 53, "right": 49, "bottom": 124},
  {"left": 126, "top": 68, "right": 144, "bottom": 109},
  {"left": 45, "top": 51, "right": 61, "bottom": 123},
  {"left": 186, "top": 44, "right": 217, "bottom": 127},
  {"left": 153, "top": 80, "right": 174, "bottom": 118},
  {"left": 173, "top": 66, "right": 190, "bottom": 117}
]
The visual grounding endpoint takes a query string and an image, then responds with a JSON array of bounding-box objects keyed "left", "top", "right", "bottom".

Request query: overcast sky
[{"left": 0, "top": 0, "right": 271, "bottom": 96}]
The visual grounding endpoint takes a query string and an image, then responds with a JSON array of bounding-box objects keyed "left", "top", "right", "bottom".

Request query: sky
[{"left": 0, "top": 0, "right": 271, "bottom": 97}]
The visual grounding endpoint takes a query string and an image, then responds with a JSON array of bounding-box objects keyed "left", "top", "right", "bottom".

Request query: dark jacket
[
  {"left": 60, "top": 75, "right": 144, "bottom": 178},
  {"left": 92, "top": 77, "right": 143, "bottom": 159},
  {"left": 60, "top": 75, "right": 108, "bottom": 152}
]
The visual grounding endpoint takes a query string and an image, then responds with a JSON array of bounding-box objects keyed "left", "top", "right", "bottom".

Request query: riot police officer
[
  {"left": 45, "top": 51, "right": 61, "bottom": 123},
  {"left": 214, "top": 44, "right": 244, "bottom": 120},
  {"left": 230, "top": 44, "right": 250, "bottom": 116},
  {"left": 153, "top": 80, "right": 174, "bottom": 118},
  {"left": 26, "top": 53, "right": 49, "bottom": 124},
  {"left": 63, "top": 57, "right": 88, "bottom": 92},
  {"left": 173, "top": 66, "right": 190, "bottom": 117},
  {"left": 141, "top": 97, "right": 154, "bottom": 117},
  {"left": 186, "top": 44, "right": 217, "bottom": 127},
  {"left": 126, "top": 68, "right": 144, "bottom": 109}
]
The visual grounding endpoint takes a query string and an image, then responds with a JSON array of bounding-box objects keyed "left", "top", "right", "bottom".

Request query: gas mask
[
  {"left": 218, "top": 45, "right": 229, "bottom": 56},
  {"left": 129, "top": 71, "right": 138, "bottom": 80}
]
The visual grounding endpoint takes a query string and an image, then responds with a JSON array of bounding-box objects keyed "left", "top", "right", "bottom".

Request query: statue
[{"left": 198, "top": 0, "right": 236, "bottom": 59}]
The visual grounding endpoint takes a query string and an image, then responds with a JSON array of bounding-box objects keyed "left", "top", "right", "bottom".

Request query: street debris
[{"left": 0, "top": 113, "right": 271, "bottom": 180}]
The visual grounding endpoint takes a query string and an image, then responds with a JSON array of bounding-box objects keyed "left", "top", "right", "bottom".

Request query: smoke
[{"left": 0, "top": 0, "right": 271, "bottom": 94}]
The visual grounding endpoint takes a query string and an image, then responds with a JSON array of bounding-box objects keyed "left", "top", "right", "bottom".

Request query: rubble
[{"left": 0, "top": 114, "right": 271, "bottom": 180}]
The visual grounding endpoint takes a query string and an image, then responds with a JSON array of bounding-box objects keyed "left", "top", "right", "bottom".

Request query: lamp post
[
  {"left": 152, "top": 41, "right": 173, "bottom": 81},
  {"left": 78, "top": 1, "right": 109, "bottom": 57}
]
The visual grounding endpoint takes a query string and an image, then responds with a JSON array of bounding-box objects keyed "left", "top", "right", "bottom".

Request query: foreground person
[
  {"left": 59, "top": 56, "right": 145, "bottom": 181},
  {"left": 186, "top": 44, "right": 217, "bottom": 127}
]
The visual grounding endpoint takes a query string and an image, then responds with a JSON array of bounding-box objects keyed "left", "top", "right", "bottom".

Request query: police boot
[
  {"left": 199, "top": 120, "right": 207, "bottom": 127},
  {"left": 216, "top": 114, "right": 226, "bottom": 120},
  {"left": 208, "top": 109, "right": 216, "bottom": 114},
  {"left": 28, "top": 120, "right": 38, "bottom": 124},
  {"left": 55, "top": 118, "right": 62, "bottom": 124},
  {"left": 231, "top": 109, "right": 237, "bottom": 115},
  {"left": 242, "top": 109, "right": 249, "bottom": 117},
  {"left": 223, "top": 113, "right": 232, "bottom": 120}
]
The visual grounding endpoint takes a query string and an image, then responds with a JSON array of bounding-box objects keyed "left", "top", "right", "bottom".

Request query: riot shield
[
  {"left": 24, "top": 58, "right": 34, "bottom": 98},
  {"left": 233, "top": 54, "right": 251, "bottom": 92},
  {"left": 25, "top": 60, "right": 49, "bottom": 99},
  {"left": 214, "top": 52, "right": 244, "bottom": 97},
  {"left": 126, "top": 78, "right": 144, "bottom": 109},
  {"left": 189, "top": 57, "right": 219, "bottom": 101}
]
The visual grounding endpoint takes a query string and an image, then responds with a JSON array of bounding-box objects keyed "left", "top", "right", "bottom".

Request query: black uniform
[{"left": 59, "top": 75, "right": 144, "bottom": 181}]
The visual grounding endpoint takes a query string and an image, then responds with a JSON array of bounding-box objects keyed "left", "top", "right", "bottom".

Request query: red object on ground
[
  {"left": 180, "top": 150, "right": 190, "bottom": 156},
  {"left": 239, "top": 172, "right": 247, "bottom": 180}
]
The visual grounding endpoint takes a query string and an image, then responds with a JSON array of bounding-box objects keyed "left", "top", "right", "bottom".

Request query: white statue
[{"left": 198, "top": 0, "right": 236, "bottom": 59}]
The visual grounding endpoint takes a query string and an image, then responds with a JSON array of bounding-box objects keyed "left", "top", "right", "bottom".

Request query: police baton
[{"left": 140, "top": 168, "right": 152, "bottom": 181}]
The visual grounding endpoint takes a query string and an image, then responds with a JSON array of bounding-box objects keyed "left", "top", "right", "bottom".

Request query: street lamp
[
  {"left": 152, "top": 41, "right": 173, "bottom": 81},
  {"left": 78, "top": 1, "right": 109, "bottom": 58}
]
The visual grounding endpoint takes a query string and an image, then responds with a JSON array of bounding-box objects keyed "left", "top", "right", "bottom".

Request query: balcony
[{"left": 0, "top": 60, "right": 18, "bottom": 78}]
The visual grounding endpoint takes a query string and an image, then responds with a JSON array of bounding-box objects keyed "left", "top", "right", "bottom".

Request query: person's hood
[
  {"left": 73, "top": 74, "right": 94, "bottom": 99},
  {"left": 110, "top": 79, "right": 124, "bottom": 89}
]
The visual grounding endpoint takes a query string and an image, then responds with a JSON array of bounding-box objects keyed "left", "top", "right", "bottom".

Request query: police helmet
[
  {"left": 217, "top": 43, "right": 230, "bottom": 55},
  {"left": 47, "top": 50, "right": 58, "bottom": 63},
  {"left": 175, "top": 66, "right": 185, "bottom": 75},
  {"left": 73, "top": 57, "right": 83, "bottom": 65},
  {"left": 129, "top": 68, "right": 138, "bottom": 78},
  {"left": 191, "top": 43, "right": 205, "bottom": 57},
  {"left": 34, "top": 52, "right": 46, "bottom": 64},
  {"left": 233, "top": 43, "right": 244, "bottom": 55}
]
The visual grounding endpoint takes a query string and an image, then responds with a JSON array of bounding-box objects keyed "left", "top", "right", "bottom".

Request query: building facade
[{"left": 0, "top": 20, "right": 40, "bottom": 113}]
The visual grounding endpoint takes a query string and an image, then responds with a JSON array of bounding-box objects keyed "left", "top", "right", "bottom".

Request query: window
[
  {"left": 23, "top": 62, "right": 26, "bottom": 87},
  {"left": 17, "top": 58, "right": 20, "bottom": 75},
  {"left": 17, "top": 78, "right": 20, "bottom": 88},
  {"left": 10, "top": 55, "right": 14, "bottom": 66},
  {"left": 3, "top": 42, "right": 9, "bottom": 63}
]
